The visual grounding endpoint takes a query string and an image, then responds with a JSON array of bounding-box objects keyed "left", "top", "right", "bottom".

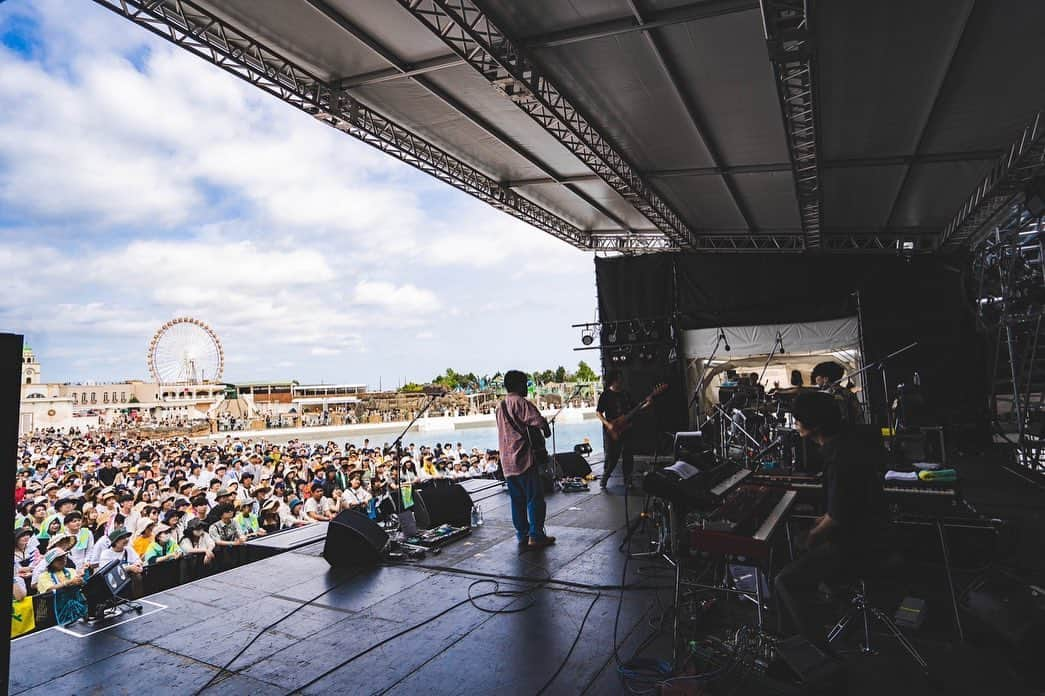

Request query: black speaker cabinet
[
  {"left": 83, "top": 559, "right": 130, "bottom": 605},
  {"left": 554, "top": 452, "right": 591, "bottom": 477},
  {"left": 323, "top": 511, "right": 389, "bottom": 567},
  {"left": 412, "top": 483, "right": 473, "bottom": 529},
  {"left": 961, "top": 569, "right": 1045, "bottom": 658}
]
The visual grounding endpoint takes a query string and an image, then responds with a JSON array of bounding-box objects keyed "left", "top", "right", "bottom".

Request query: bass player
[{"left": 597, "top": 370, "right": 652, "bottom": 490}]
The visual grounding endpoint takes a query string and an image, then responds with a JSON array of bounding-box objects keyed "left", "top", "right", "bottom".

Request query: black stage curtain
[{"left": 596, "top": 253, "right": 986, "bottom": 437}]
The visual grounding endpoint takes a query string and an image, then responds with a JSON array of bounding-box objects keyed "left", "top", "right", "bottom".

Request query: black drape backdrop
[{"left": 595, "top": 253, "right": 987, "bottom": 449}]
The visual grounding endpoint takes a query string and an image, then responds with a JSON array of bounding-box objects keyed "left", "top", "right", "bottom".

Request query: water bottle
[
  {"left": 913, "top": 371, "right": 921, "bottom": 387},
  {"left": 470, "top": 504, "right": 480, "bottom": 528},
  {"left": 476, "top": 504, "right": 484, "bottom": 526}
]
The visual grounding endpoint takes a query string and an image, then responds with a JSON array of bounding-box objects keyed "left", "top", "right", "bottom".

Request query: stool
[{"left": 827, "top": 578, "right": 928, "bottom": 673}]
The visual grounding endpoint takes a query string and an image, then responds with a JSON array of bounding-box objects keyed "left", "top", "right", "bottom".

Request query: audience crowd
[{"left": 13, "top": 430, "right": 503, "bottom": 621}]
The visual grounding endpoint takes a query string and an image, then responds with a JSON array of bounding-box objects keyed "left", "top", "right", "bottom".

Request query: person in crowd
[
  {"left": 180, "top": 519, "right": 216, "bottom": 565},
  {"left": 98, "top": 528, "right": 144, "bottom": 577},
  {"left": 36, "top": 549, "right": 83, "bottom": 593},
  {"left": 209, "top": 503, "right": 246, "bottom": 547},
  {"left": 14, "top": 527, "right": 38, "bottom": 585},
  {"left": 131, "top": 519, "right": 157, "bottom": 558},
  {"left": 340, "top": 475, "right": 372, "bottom": 512},
  {"left": 62, "top": 511, "right": 94, "bottom": 570},
  {"left": 142, "top": 524, "right": 183, "bottom": 565},
  {"left": 303, "top": 486, "right": 335, "bottom": 522},
  {"left": 233, "top": 501, "right": 265, "bottom": 538}
]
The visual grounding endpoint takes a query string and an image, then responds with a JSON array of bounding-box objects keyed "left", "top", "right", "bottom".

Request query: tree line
[{"left": 399, "top": 361, "right": 599, "bottom": 393}]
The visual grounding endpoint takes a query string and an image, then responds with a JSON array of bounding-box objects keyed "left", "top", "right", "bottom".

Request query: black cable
[
  {"left": 535, "top": 591, "right": 601, "bottom": 695},
  {"left": 194, "top": 568, "right": 362, "bottom": 695},
  {"left": 292, "top": 584, "right": 513, "bottom": 694}
]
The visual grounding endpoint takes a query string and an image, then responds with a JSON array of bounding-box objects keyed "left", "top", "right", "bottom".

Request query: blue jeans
[{"left": 505, "top": 465, "right": 547, "bottom": 542}]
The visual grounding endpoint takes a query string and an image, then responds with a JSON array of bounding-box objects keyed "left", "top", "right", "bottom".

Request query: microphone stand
[
  {"left": 830, "top": 342, "right": 918, "bottom": 428},
  {"left": 690, "top": 330, "right": 726, "bottom": 427},
  {"left": 548, "top": 385, "right": 583, "bottom": 481},
  {"left": 757, "top": 332, "right": 784, "bottom": 393},
  {"left": 388, "top": 391, "right": 441, "bottom": 538}
]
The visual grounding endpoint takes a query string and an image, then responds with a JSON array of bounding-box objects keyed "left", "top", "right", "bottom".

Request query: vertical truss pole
[
  {"left": 397, "top": 0, "right": 696, "bottom": 249},
  {"left": 760, "top": 0, "right": 821, "bottom": 249}
]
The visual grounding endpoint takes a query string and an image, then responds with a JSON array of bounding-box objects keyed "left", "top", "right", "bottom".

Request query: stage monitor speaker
[
  {"left": 412, "top": 483, "right": 473, "bottom": 529},
  {"left": 323, "top": 511, "right": 389, "bottom": 567},
  {"left": 83, "top": 559, "right": 130, "bottom": 606},
  {"left": 961, "top": 569, "right": 1045, "bottom": 660},
  {"left": 554, "top": 452, "right": 591, "bottom": 477}
]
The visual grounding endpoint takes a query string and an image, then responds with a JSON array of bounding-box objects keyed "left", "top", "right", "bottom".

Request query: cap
[{"left": 108, "top": 528, "right": 132, "bottom": 544}]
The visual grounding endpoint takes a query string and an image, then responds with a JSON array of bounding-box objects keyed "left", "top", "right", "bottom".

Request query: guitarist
[
  {"left": 597, "top": 370, "right": 651, "bottom": 490},
  {"left": 496, "top": 370, "right": 556, "bottom": 550}
]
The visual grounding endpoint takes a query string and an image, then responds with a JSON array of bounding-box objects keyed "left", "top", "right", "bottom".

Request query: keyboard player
[{"left": 773, "top": 391, "right": 888, "bottom": 650}]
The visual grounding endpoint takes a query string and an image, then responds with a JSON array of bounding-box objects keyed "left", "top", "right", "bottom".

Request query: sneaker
[
  {"left": 599, "top": 479, "right": 608, "bottom": 489},
  {"left": 528, "top": 536, "right": 557, "bottom": 548}
]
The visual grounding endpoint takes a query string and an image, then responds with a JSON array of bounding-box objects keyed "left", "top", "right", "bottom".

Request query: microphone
[
  {"left": 776, "top": 331, "right": 786, "bottom": 354},
  {"left": 422, "top": 386, "right": 448, "bottom": 397},
  {"left": 720, "top": 328, "right": 731, "bottom": 352}
]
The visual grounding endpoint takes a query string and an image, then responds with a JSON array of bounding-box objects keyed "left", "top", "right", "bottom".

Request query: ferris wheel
[{"left": 147, "top": 317, "right": 224, "bottom": 384}]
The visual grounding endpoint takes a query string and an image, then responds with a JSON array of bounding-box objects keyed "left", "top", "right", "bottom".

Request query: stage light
[
  {"left": 626, "top": 321, "right": 639, "bottom": 343},
  {"left": 581, "top": 327, "right": 594, "bottom": 346},
  {"left": 639, "top": 345, "right": 656, "bottom": 363},
  {"left": 604, "top": 324, "right": 618, "bottom": 344},
  {"left": 643, "top": 320, "right": 660, "bottom": 341}
]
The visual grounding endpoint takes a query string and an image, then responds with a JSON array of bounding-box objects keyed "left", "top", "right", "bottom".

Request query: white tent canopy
[{"left": 683, "top": 317, "right": 861, "bottom": 359}]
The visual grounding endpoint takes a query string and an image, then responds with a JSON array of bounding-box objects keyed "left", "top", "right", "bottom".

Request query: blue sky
[{"left": 0, "top": 0, "right": 599, "bottom": 387}]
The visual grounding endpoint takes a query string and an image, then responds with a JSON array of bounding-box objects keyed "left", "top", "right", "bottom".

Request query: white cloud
[
  {"left": 0, "top": 0, "right": 598, "bottom": 385},
  {"left": 352, "top": 281, "right": 441, "bottom": 314}
]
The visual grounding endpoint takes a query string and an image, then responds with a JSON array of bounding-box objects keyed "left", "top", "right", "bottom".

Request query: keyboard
[{"left": 688, "top": 485, "right": 797, "bottom": 560}]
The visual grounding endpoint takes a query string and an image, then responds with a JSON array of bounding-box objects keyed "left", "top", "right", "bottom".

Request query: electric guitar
[{"left": 605, "top": 383, "right": 669, "bottom": 441}]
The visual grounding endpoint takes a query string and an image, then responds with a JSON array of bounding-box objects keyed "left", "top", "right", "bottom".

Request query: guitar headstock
[{"left": 650, "top": 383, "right": 669, "bottom": 398}]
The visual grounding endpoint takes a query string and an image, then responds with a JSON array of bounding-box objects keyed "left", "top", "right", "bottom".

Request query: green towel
[{"left": 918, "top": 468, "right": 957, "bottom": 482}]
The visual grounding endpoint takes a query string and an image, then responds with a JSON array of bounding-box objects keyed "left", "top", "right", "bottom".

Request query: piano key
[
  {"left": 710, "top": 468, "right": 751, "bottom": 496},
  {"left": 754, "top": 490, "right": 797, "bottom": 541}
]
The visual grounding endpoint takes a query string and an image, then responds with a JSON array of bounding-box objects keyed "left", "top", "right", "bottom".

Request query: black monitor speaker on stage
[
  {"left": 83, "top": 559, "right": 131, "bottom": 607},
  {"left": 323, "top": 511, "right": 389, "bottom": 567},
  {"left": 412, "top": 483, "right": 473, "bottom": 529},
  {"left": 554, "top": 452, "right": 591, "bottom": 477}
]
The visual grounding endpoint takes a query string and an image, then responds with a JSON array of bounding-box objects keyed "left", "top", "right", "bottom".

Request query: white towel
[{"left": 885, "top": 470, "right": 919, "bottom": 481}]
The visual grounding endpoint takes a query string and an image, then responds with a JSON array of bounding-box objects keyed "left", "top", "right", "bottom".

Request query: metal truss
[
  {"left": 90, "top": 0, "right": 600, "bottom": 250},
  {"left": 942, "top": 111, "right": 1045, "bottom": 250},
  {"left": 397, "top": 0, "right": 696, "bottom": 249},
  {"left": 761, "top": 0, "right": 822, "bottom": 249},
  {"left": 974, "top": 214, "right": 1045, "bottom": 476},
  {"left": 588, "top": 231, "right": 933, "bottom": 253}
]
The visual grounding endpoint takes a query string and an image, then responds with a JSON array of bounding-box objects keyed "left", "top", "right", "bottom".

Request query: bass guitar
[{"left": 605, "top": 383, "right": 668, "bottom": 441}]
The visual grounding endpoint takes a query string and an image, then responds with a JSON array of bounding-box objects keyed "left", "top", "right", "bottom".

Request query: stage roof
[{"left": 96, "top": 0, "right": 1045, "bottom": 253}]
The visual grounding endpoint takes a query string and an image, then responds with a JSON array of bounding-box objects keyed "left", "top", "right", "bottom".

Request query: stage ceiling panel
[
  {"left": 653, "top": 11, "right": 789, "bottom": 165},
  {"left": 730, "top": 171, "right": 801, "bottom": 230},
  {"left": 657, "top": 174, "right": 747, "bottom": 229},
  {"left": 817, "top": 0, "right": 976, "bottom": 161},
  {"left": 531, "top": 35, "right": 719, "bottom": 172},
  {"left": 888, "top": 161, "right": 999, "bottom": 230},
  {"left": 98, "top": 0, "right": 1045, "bottom": 253},
  {"left": 821, "top": 165, "right": 907, "bottom": 230}
]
